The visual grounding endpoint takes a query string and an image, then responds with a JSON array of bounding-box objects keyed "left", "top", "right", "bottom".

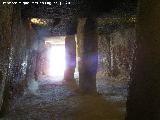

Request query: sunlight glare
[{"left": 48, "top": 45, "right": 65, "bottom": 77}]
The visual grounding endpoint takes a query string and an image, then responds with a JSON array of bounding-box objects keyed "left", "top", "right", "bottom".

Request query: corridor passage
[
  {"left": 1, "top": 0, "right": 160, "bottom": 119},
  {"left": 1, "top": 76, "right": 125, "bottom": 120}
]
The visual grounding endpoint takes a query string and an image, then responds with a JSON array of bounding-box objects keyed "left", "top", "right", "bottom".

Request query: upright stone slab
[
  {"left": 126, "top": 0, "right": 160, "bottom": 119},
  {"left": 64, "top": 35, "right": 76, "bottom": 80},
  {"left": 64, "top": 18, "right": 77, "bottom": 81},
  {"left": 77, "top": 17, "right": 98, "bottom": 93}
]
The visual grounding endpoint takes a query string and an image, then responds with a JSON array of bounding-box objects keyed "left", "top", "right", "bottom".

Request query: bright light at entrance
[{"left": 48, "top": 45, "right": 65, "bottom": 77}]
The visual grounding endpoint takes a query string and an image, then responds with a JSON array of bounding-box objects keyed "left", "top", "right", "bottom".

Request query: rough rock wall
[
  {"left": 0, "top": 4, "right": 38, "bottom": 115},
  {"left": 0, "top": 2, "right": 13, "bottom": 113},
  {"left": 127, "top": 0, "right": 160, "bottom": 119},
  {"left": 97, "top": 18, "right": 136, "bottom": 85}
]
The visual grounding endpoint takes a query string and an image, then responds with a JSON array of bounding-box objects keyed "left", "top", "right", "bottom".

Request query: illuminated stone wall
[{"left": 97, "top": 17, "right": 136, "bottom": 85}]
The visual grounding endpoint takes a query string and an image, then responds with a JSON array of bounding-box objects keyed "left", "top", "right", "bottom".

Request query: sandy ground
[{"left": 0, "top": 75, "right": 126, "bottom": 120}]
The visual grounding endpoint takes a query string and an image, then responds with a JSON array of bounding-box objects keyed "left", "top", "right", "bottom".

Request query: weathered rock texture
[
  {"left": 0, "top": 2, "right": 13, "bottom": 115},
  {"left": 64, "top": 35, "right": 76, "bottom": 80},
  {"left": 0, "top": 4, "right": 39, "bottom": 116},
  {"left": 97, "top": 16, "right": 136, "bottom": 86},
  {"left": 126, "top": 0, "right": 160, "bottom": 119},
  {"left": 77, "top": 17, "right": 98, "bottom": 93}
]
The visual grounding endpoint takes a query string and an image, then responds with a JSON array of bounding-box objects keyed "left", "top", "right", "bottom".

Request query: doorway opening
[
  {"left": 44, "top": 36, "right": 79, "bottom": 81},
  {"left": 44, "top": 36, "right": 66, "bottom": 81},
  {"left": 48, "top": 45, "right": 65, "bottom": 77}
]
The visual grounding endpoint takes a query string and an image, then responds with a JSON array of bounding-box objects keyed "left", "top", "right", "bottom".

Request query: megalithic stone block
[
  {"left": 126, "top": 0, "right": 160, "bottom": 119},
  {"left": 77, "top": 17, "right": 98, "bottom": 93},
  {"left": 64, "top": 35, "right": 76, "bottom": 80}
]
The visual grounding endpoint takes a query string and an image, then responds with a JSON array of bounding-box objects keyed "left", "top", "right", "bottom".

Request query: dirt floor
[{"left": 0, "top": 75, "right": 126, "bottom": 120}]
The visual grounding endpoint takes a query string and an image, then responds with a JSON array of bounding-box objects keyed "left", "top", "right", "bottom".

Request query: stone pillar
[
  {"left": 64, "top": 35, "right": 76, "bottom": 80},
  {"left": 126, "top": 0, "right": 160, "bottom": 119},
  {"left": 77, "top": 17, "right": 98, "bottom": 93},
  {"left": 64, "top": 18, "right": 77, "bottom": 81}
]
